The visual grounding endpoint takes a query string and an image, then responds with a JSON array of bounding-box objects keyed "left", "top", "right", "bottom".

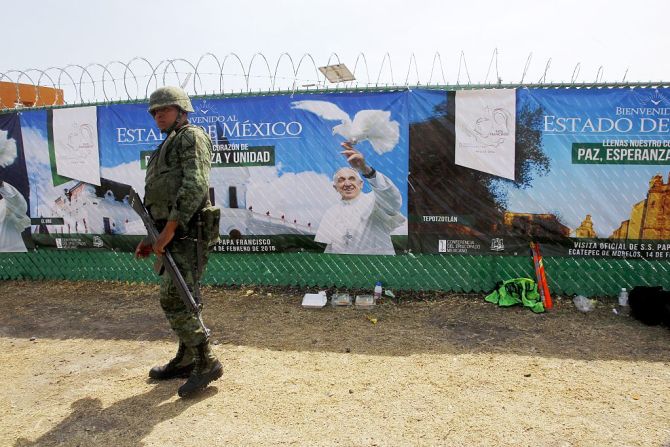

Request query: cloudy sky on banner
[{"left": 2, "top": 0, "right": 668, "bottom": 86}]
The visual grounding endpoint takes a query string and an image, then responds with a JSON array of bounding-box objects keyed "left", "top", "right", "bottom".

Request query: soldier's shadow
[{"left": 14, "top": 382, "right": 217, "bottom": 447}]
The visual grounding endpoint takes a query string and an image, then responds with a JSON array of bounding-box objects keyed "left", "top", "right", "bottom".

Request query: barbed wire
[{"left": 0, "top": 51, "right": 667, "bottom": 110}]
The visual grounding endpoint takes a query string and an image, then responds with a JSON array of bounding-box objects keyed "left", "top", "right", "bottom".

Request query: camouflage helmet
[{"left": 148, "top": 86, "right": 194, "bottom": 114}]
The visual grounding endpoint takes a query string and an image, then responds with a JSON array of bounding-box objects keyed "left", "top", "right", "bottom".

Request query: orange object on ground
[{"left": 530, "top": 242, "right": 553, "bottom": 310}]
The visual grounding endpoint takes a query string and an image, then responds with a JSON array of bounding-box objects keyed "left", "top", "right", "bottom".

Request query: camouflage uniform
[
  {"left": 144, "top": 123, "right": 212, "bottom": 346},
  {"left": 143, "top": 86, "right": 222, "bottom": 397}
]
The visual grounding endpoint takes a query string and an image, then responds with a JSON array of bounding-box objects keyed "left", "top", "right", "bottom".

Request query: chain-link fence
[
  {"left": 1, "top": 57, "right": 669, "bottom": 298},
  {"left": 0, "top": 249, "right": 667, "bottom": 298}
]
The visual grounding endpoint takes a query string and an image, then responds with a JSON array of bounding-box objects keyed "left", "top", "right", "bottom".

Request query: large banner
[
  {"left": 18, "top": 92, "right": 409, "bottom": 254},
  {"left": 5, "top": 87, "right": 670, "bottom": 258},
  {"left": 409, "top": 87, "right": 670, "bottom": 259}
]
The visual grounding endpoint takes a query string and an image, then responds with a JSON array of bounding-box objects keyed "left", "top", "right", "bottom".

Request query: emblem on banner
[
  {"left": 490, "top": 238, "right": 505, "bottom": 252},
  {"left": 438, "top": 240, "right": 447, "bottom": 253},
  {"left": 632, "top": 89, "right": 668, "bottom": 107},
  {"left": 198, "top": 100, "right": 216, "bottom": 115},
  {"left": 66, "top": 123, "right": 95, "bottom": 157},
  {"left": 463, "top": 107, "right": 512, "bottom": 149}
]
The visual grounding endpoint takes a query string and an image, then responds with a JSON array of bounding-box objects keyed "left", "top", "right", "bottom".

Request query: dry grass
[{"left": 1, "top": 280, "right": 669, "bottom": 447}]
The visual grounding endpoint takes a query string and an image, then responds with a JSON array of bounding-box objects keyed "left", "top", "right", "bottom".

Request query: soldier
[{"left": 134, "top": 86, "right": 222, "bottom": 397}]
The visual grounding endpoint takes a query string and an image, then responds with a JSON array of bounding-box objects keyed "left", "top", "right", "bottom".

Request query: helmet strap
[{"left": 164, "top": 109, "right": 186, "bottom": 135}]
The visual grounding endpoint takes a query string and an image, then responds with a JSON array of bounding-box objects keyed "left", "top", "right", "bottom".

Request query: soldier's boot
[
  {"left": 149, "top": 342, "right": 195, "bottom": 380},
  {"left": 177, "top": 341, "right": 223, "bottom": 398}
]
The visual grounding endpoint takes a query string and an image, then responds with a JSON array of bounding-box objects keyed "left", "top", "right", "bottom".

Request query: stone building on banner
[
  {"left": 575, "top": 214, "right": 596, "bottom": 238},
  {"left": 502, "top": 212, "right": 571, "bottom": 239},
  {"left": 610, "top": 173, "right": 670, "bottom": 240}
]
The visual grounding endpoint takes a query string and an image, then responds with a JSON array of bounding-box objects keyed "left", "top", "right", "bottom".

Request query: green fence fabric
[{"left": 1, "top": 250, "right": 668, "bottom": 297}]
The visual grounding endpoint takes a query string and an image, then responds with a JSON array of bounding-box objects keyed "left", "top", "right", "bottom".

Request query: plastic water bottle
[
  {"left": 374, "top": 281, "right": 382, "bottom": 301},
  {"left": 618, "top": 288, "right": 629, "bottom": 307}
]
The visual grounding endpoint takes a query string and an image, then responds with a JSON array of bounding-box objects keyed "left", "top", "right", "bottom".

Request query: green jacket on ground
[{"left": 485, "top": 278, "right": 545, "bottom": 313}]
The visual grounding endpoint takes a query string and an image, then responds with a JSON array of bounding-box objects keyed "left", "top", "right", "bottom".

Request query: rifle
[{"left": 101, "top": 178, "right": 210, "bottom": 337}]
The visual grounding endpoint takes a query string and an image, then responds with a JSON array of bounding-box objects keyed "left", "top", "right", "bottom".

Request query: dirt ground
[{"left": 0, "top": 280, "right": 669, "bottom": 447}]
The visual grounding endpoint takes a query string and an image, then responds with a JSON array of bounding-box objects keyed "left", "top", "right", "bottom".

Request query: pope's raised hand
[{"left": 340, "top": 142, "right": 367, "bottom": 173}]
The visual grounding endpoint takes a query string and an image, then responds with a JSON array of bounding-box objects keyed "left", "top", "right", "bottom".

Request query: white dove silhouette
[
  {"left": 0, "top": 129, "right": 17, "bottom": 168},
  {"left": 291, "top": 100, "right": 400, "bottom": 155}
]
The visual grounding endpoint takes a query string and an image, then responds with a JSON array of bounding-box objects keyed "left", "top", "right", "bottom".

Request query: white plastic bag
[
  {"left": 302, "top": 291, "right": 327, "bottom": 308},
  {"left": 573, "top": 295, "right": 596, "bottom": 312}
]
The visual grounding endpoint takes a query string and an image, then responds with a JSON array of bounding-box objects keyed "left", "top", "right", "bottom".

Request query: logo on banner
[
  {"left": 92, "top": 236, "right": 104, "bottom": 248},
  {"left": 632, "top": 89, "right": 668, "bottom": 107},
  {"left": 455, "top": 89, "right": 516, "bottom": 180},
  {"left": 490, "top": 238, "right": 505, "bottom": 252},
  {"left": 65, "top": 123, "right": 95, "bottom": 158},
  {"left": 462, "top": 107, "right": 513, "bottom": 149},
  {"left": 438, "top": 240, "right": 447, "bottom": 253},
  {"left": 198, "top": 100, "right": 216, "bottom": 115}
]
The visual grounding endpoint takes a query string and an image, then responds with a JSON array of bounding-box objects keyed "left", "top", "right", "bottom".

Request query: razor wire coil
[{"left": 3, "top": 51, "right": 667, "bottom": 110}]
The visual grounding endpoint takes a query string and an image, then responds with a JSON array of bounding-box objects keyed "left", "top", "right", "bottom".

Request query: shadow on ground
[
  {"left": 14, "top": 383, "right": 217, "bottom": 447},
  {"left": 1, "top": 280, "right": 668, "bottom": 362}
]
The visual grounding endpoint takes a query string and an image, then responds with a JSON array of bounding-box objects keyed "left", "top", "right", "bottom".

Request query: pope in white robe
[
  {"left": 0, "top": 180, "right": 31, "bottom": 252},
  {"left": 315, "top": 143, "right": 405, "bottom": 255}
]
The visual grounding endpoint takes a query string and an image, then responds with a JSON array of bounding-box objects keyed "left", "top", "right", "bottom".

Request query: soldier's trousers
[{"left": 159, "top": 234, "right": 210, "bottom": 347}]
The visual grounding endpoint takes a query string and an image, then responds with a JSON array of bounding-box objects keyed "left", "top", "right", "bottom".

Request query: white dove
[
  {"left": 291, "top": 100, "right": 400, "bottom": 155},
  {"left": 0, "top": 129, "right": 18, "bottom": 168}
]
